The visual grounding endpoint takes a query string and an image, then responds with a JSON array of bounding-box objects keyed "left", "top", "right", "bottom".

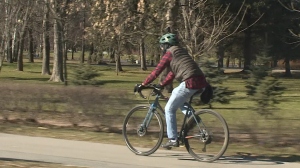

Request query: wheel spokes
[
  {"left": 123, "top": 106, "right": 164, "bottom": 156},
  {"left": 184, "top": 110, "right": 229, "bottom": 162}
]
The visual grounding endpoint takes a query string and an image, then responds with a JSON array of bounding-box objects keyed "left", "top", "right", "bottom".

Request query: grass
[{"left": 1, "top": 54, "right": 300, "bottom": 164}]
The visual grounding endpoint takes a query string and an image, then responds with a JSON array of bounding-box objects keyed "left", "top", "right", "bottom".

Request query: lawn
[{"left": 0, "top": 54, "right": 300, "bottom": 163}]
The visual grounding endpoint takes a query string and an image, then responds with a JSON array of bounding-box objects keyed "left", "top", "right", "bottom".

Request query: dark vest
[{"left": 167, "top": 46, "right": 204, "bottom": 82}]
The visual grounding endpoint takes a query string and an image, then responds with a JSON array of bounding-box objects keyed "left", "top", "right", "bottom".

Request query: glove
[
  {"left": 154, "top": 84, "right": 164, "bottom": 90},
  {"left": 134, "top": 84, "right": 145, "bottom": 93}
]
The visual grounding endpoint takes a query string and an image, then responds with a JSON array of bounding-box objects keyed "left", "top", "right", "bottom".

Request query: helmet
[{"left": 159, "top": 33, "right": 179, "bottom": 46}]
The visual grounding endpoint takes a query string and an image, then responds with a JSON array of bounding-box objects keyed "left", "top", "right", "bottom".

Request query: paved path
[{"left": 0, "top": 133, "right": 298, "bottom": 168}]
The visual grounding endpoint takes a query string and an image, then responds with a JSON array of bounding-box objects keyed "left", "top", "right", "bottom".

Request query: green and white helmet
[{"left": 159, "top": 33, "right": 179, "bottom": 46}]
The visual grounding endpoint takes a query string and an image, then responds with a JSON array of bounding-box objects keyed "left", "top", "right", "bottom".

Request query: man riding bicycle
[{"left": 135, "top": 33, "right": 208, "bottom": 148}]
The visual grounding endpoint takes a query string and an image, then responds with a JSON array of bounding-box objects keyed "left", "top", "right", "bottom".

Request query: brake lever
[{"left": 138, "top": 91, "right": 147, "bottom": 99}]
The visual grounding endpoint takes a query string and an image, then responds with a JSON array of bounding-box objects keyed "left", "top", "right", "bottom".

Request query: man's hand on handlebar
[
  {"left": 134, "top": 83, "right": 164, "bottom": 93},
  {"left": 134, "top": 84, "right": 145, "bottom": 93},
  {"left": 134, "top": 83, "right": 166, "bottom": 99},
  {"left": 153, "top": 84, "right": 164, "bottom": 90}
]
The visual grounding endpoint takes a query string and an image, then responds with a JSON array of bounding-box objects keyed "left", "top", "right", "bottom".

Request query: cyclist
[{"left": 135, "top": 33, "right": 208, "bottom": 148}]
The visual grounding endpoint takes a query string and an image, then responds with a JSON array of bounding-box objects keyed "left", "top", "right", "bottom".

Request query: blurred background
[{"left": 0, "top": 0, "right": 300, "bottom": 164}]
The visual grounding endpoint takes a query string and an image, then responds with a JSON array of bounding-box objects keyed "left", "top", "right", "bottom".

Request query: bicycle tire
[
  {"left": 122, "top": 105, "right": 164, "bottom": 156},
  {"left": 184, "top": 109, "right": 229, "bottom": 162}
]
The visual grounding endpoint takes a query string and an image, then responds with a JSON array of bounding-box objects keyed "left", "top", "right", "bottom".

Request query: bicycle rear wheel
[
  {"left": 184, "top": 109, "right": 229, "bottom": 162},
  {"left": 122, "top": 105, "right": 164, "bottom": 156}
]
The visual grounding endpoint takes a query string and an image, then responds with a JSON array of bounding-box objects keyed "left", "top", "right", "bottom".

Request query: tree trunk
[
  {"left": 138, "top": 1, "right": 148, "bottom": 70},
  {"left": 12, "top": 6, "right": 21, "bottom": 62},
  {"left": 6, "top": 37, "right": 13, "bottom": 63},
  {"left": 1, "top": 0, "right": 10, "bottom": 70},
  {"left": 71, "top": 47, "right": 75, "bottom": 60},
  {"left": 226, "top": 55, "right": 230, "bottom": 68},
  {"left": 115, "top": 35, "right": 123, "bottom": 74},
  {"left": 81, "top": 39, "right": 85, "bottom": 63},
  {"left": 159, "top": 0, "right": 179, "bottom": 93},
  {"left": 88, "top": 42, "right": 94, "bottom": 64},
  {"left": 243, "top": 9, "right": 252, "bottom": 71},
  {"left": 0, "top": 36, "right": 5, "bottom": 72},
  {"left": 38, "top": 34, "right": 43, "bottom": 58},
  {"left": 4, "top": 0, "right": 11, "bottom": 63},
  {"left": 17, "top": 0, "right": 31, "bottom": 71},
  {"left": 42, "top": 0, "right": 51, "bottom": 75},
  {"left": 13, "top": 40, "right": 19, "bottom": 62},
  {"left": 63, "top": 33, "right": 68, "bottom": 85},
  {"left": 49, "top": 14, "right": 64, "bottom": 82},
  {"left": 115, "top": 52, "right": 123, "bottom": 74},
  {"left": 110, "top": 48, "right": 115, "bottom": 63},
  {"left": 17, "top": 32, "right": 25, "bottom": 71},
  {"left": 217, "top": 42, "right": 224, "bottom": 69},
  {"left": 140, "top": 37, "right": 147, "bottom": 70},
  {"left": 166, "top": 0, "right": 179, "bottom": 33},
  {"left": 285, "top": 56, "right": 292, "bottom": 77},
  {"left": 80, "top": 11, "right": 85, "bottom": 64},
  {"left": 28, "top": 28, "right": 34, "bottom": 63},
  {"left": 12, "top": 29, "right": 18, "bottom": 62}
]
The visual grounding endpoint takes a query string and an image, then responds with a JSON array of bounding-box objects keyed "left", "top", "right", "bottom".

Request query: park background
[{"left": 0, "top": 0, "right": 300, "bottom": 166}]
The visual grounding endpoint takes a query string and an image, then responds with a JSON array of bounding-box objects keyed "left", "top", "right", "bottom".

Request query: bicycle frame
[{"left": 141, "top": 92, "right": 208, "bottom": 143}]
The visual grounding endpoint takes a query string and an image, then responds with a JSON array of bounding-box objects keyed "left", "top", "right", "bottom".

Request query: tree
[
  {"left": 5, "top": 0, "right": 13, "bottom": 64},
  {"left": 80, "top": 0, "right": 86, "bottom": 64},
  {"left": 48, "top": 0, "right": 70, "bottom": 82},
  {"left": 245, "top": 44, "right": 285, "bottom": 117},
  {"left": 42, "top": 0, "right": 51, "bottom": 75},
  {"left": 11, "top": 4, "right": 21, "bottom": 62},
  {"left": 17, "top": 0, "right": 33, "bottom": 71},
  {"left": 220, "top": 0, "right": 271, "bottom": 71},
  {"left": 0, "top": 0, "right": 23, "bottom": 71},
  {"left": 158, "top": 0, "right": 179, "bottom": 93},
  {"left": 0, "top": 1, "right": 8, "bottom": 71},
  {"left": 178, "top": 0, "right": 246, "bottom": 59},
  {"left": 28, "top": 27, "right": 35, "bottom": 63},
  {"left": 89, "top": 0, "right": 130, "bottom": 73},
  {"left": 277, "top": 0, "right": 300, "bottom": 76}
]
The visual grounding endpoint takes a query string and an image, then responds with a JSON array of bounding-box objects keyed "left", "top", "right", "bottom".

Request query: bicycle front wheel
[
  {"left": 184, "top": 109, "right": 229, "bottom": 162},
  {"left": 122, "top": 105, "right": 164, "bottom": 156}
]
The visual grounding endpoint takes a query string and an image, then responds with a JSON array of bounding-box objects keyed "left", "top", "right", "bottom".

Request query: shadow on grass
[
  {"left": 228, "top": 152, "right": 300, "bottom": 163},
  {"left": 0, "top": 77, "right": 49, "bottom": 81},
  {"left": 26, "top": 71, "right": 43, "bottom": 74},
  {"left": 0, "top": 157, "right": 53, "bottom": 164},
  {"left": 151, "top": 152, "right": 300, "bottom": 165},
  {"left": 100, "top": 80, "right": 139, "bottom": 85},
  {"left": 211, "top": 107, "right": 249, "bottom": 110}
]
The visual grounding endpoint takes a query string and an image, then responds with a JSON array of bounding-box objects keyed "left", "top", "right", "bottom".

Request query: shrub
[
  {"left": 70, "top": 64, "right": 101, "bottom": 86},
  {"left": 245, "top": 45, "right": 285, "bottom": 117}
]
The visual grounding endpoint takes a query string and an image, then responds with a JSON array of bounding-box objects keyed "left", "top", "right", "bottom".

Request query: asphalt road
[{"left": 0, "top": 133, "right": 298, "bottom": 168}]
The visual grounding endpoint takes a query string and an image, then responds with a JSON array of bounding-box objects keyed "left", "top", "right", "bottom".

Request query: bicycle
[{"left": 122, "top": 84, "right": 229, "bottom": 162}]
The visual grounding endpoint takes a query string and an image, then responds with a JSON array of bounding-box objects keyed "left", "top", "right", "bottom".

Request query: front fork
[{"left": 139, "top": 104, "right": 155, "bottom": 134}]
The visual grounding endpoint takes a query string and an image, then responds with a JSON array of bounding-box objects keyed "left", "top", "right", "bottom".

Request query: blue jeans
[{"left": 164, "top": 82, "right": 199, "bottom": 139}]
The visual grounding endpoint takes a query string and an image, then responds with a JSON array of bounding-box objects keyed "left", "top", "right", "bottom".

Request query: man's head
[
  {"left": 159, "top": 33, "right": 179, "bottom": 46},
  {"left": 159, "top": 33, "right": 179, "bottom": 54}
]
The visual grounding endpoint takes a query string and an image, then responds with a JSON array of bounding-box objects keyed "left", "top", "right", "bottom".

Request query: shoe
[
  {"left": 186, "top": 115, "right": 201, "bottom": 130},
  {"left": 161, "top": 140, "right": 179, "bottom": 148}
]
